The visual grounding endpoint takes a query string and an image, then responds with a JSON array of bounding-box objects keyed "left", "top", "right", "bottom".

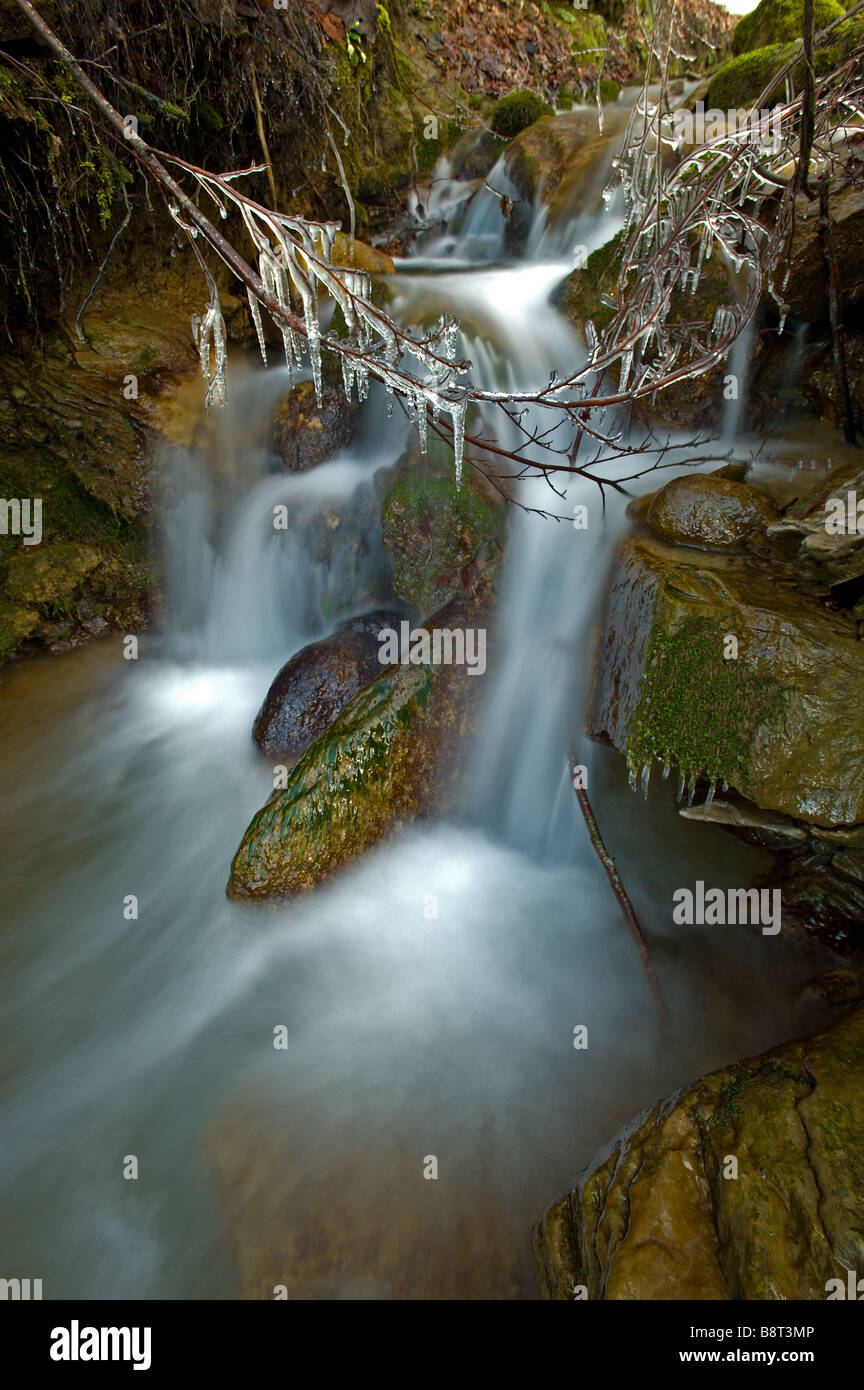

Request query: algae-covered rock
[
  {"left": 0, "top": 596, "right": 39, "bottom": 658},
  {"left": 589, "top": 533, "right": 864, "bottom": 826},
  {"left": 4, "top": 541, "right": 100, "bottom": 606},
  {"left": 646, "top": 474, "right": 778, "bottom": 551},
  {"left": 705, "top": 44, "right": 789, "bottom": 111},
  {"left": 251, "top": 621, "right": 400, "bottom": 758},
  {"left": 732, "top": 0, "right": 843, "bottom": 55},
  {"left": 227, "top": 594, "right": 491, "bottom": 900},
  {"left": 491, "top": 89, "right": 554, "bottom": 139},
  {"left": 534, "top": 1003, "right": 864, "bottom": 1299},
  {"left": 380, "top": 457, "right": 503, "bottom": 612}
]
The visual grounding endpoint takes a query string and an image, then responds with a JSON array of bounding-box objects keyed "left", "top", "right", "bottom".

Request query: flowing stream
[{"left": 0, "top": 110, "right": 823, "bottom": 1299}]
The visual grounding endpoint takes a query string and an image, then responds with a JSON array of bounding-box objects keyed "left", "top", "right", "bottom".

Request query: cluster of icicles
[
  {"left": 630, "top": 757, "right": 731, "bottom": 810},
  {"left": 179, "top": 168, "right": 470, "bottom": 486},
  {"left": 593, "top": 42, "right": 864, "bottom": 401}
]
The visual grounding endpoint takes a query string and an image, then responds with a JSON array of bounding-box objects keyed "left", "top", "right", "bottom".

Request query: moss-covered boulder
[
  {"left": 589, "top": 531, "right": 864, "bottom": 825},
  {"left": 380, "top": 456, "right": 503, "bottom": 613},
  {"left": 732, "top": 0, "right": 843, "bottom": 56},
  {"left": 646, "top": 474, "right": 778, "bottom": 551},
  {"left": 705, "top": 44, "right": 790, "bottom": 111},
  {"left": 534, "top": 1002, "right": 864, "bottom": 1299},
  {"left": 491, "top": 89, "right": 554, "bottom": 139},
  {"left": 504, "top": 110, "right": 619, "bottom": 248},
  {"left": 227, "top": 592, "right": 491, "bottom": 900}
]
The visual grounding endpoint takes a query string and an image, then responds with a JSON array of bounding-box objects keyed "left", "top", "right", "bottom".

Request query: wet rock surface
[
  {"left": 228, "top": 590, "right": 493, "bottom": 900},
  {"left": 589, "top": 528, "right": 864, "bottom": 827},
  {"left": 269, "top": 380, "right": 359, "bottom": 472},
  {"left": 252, "top": 614, "right": 404, "bottom": 758},
  {"left": 646, "top": 474, "right": 778, "bottom": 551},
  {"left": 534, "top": 1003, "right": 864, "bottom": 1300}
]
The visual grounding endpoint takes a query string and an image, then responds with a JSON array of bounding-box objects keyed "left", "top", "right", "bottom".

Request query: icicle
[
  {"left": 686, "top": 774, "right": 696, "bottom": 808},
  {"left": 415, "top": 387, "right": 428, "bottom": 454},
  {"left": 661, "top": 760, "right": 670, "bottom": 780},
  {"left": 449, "top": 394, "right": 467, "bottom": 489},
  {"left": 677, "top": 772, "right": 685, "bottom": 800},
  {"left": 704, "top": 781, "right": 716, "bottom": 811},
  {"left": 628, "top": 763, "right": 638, "bottom": 792},
  {"left": 248, "top": 290, "right": 267, "bottom": 366},
  {"left": 641, "top": 761, "right": 651, "bottom": 799}
]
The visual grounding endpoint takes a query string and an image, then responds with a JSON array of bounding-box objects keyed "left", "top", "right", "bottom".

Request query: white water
[{"left": 0, "top": 133, "right": 819, "bottom": 1299}]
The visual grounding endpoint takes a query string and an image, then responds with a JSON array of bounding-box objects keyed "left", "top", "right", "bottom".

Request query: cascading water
[{"left": 0, "top": 106, "right": 818, "bottom": 1299}]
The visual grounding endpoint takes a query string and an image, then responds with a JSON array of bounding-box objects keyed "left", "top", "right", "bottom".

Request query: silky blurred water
[{"left": 0, "top": 127, "right": 822, "bottom": 1299}]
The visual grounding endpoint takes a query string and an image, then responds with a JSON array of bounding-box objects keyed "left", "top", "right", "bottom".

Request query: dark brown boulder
[
  {"left": 252, "top": 626, "right": 393, "bottom": 758},
  {"left": 269, "top": 380, "right": 358, "bottom": 473}
]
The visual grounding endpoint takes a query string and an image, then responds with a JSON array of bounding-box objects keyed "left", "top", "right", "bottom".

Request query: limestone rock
[
  {"left": 534, "top": 1003, "right": 864, "bottom": 1299},
  {"left": 589, "top": 533, "right": 864, "bottom": 825}
]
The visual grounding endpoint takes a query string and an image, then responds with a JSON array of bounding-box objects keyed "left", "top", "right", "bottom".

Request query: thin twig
[{"left": 570, "top": 762, "right": 668, "bottom": 1026}]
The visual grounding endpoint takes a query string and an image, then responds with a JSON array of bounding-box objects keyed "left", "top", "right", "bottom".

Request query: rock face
[
  {"left": 379, "top": 455, "right": 504, "bottom": 612},
  {"left": 251, "top": 621, "right": 400, "bottom": 758},
  {"left": 269, "top": 380, "right": 358, "bottom": 472},
  {"left": 589, "top": 530, "right": 864, "bottom": 826},
  {"left": 504, "top": 109, "right": 623, "bottom": 252},
  {"left": 228, "top": 591, "right": 492, "bottom": 900},
  {"left": 646, "top": 474, "right": 778, "bottom": 551},
  {"left": 533, "top": 1003, "right": 864, "bottom": 1300}
]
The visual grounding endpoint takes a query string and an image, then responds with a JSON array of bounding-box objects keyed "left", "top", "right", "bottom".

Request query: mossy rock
[
  {"left": 3, "top": 540, "right": 100, "bottom": 607},
  {"left": 705, "top": 45, "right": 790, "bottom": 111},
  {"left": 732, "top": 0, "right": 844, "bottom": 56},
  {"left": 227, "top": 592, "right": 492, "bottom": 900},
  {"left": 589, "top": 532, "right": 864, "bottom": 825},
  {"left": 555, "top": 228, "right": 624, "bottom": 336},
  {"left": 490, "top": 89, "right": 554, "bottom": 139},
  {"left": 380, "top": 457, "right": 503, "bottom": 613},
  {"left": 534, "top": 1003, "right": 864, "bottom": 1299},
  {"left": 0, "top": 595, "right": 39, "bottom": 658}
]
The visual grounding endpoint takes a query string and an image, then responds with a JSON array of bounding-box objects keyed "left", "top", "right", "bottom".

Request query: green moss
[
  {"left": 626, "top": 613, "right": 786, "bottom": 788},
  {"left": 490, "top": 89, "right": 555, "bottom": 139},
  {"left": 556, "top": 228, "right": 624, "bottom": 335},
  {"left": 706, "top": 45, "right": 792, "bottom": 110},
  {"left": 228, "top": 663, "right": 436, "bottom": 898},
  {"left": 381, "top": 466, "right": 502, "bottom": 611},
  {"left": 732, "top": 0, "right": 843, "bottom": 54},
  {"left": 599, "top": 78, "right": 620, "bottom": 103}
]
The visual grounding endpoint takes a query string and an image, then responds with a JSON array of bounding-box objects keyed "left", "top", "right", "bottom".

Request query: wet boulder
[
  {"left": 646, "top": 473, "right": 778, "bottom": 551},
  {"left": 229, "top": 591, "right": 491, "bottom": 900},
  {"left": 589, "top": 532, "right": 864, "bottom": 826},
  {"left": 534, "top": 1002, "right": 864, "bottom": 1299},
  {"left": 251, "top": 619, "right": 402, "bottom": 758},
  {"left": 379, "top": 454, "right": 504, "bottom": 612},
  {"left": 269, "top": 380, "right": 359, "bottom": 472}
]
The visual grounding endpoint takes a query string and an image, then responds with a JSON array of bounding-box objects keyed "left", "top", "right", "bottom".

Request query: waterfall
[{"left": 0, "top": 106, "right": 813, "bottom": 1301}]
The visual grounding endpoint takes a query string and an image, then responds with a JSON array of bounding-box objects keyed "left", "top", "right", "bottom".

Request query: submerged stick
[{"left": 571, "top": 763, "right": 668, "bottom": 1026}]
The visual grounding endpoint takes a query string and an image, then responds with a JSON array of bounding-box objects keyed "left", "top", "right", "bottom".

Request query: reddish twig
[{"left": 571, "top": 764, "right": 668, "bottom": 1027}]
